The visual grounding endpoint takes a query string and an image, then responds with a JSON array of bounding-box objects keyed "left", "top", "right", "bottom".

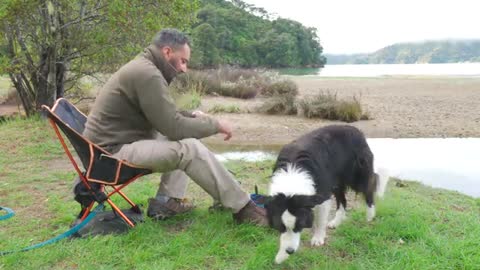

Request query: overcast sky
[{"left": 244, "top": 0, "right": 480, "bottom": 54}]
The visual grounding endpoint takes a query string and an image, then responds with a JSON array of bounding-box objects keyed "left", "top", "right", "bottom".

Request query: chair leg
[
  {"left": 79, "top": 202, "right": 95, "bottom": 220},
  {"left": 106, "top": 198, "right": 135, "bottom": 227},
  {"left": 115, "top": 190, "right": 136, "bottom": 208}
]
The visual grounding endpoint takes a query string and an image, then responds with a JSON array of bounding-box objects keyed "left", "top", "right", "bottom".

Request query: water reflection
[{"left": 210, "top": 138, "right": 480, "bottom": 198}]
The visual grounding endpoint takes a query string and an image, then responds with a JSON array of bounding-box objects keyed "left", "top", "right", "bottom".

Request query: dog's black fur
[{"left": 266, "top": 125, "right": 376, "bottom": 232}]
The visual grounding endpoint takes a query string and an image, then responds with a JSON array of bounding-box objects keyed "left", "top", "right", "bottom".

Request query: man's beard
[{"left": 167, "top": 58, "right": 183, "bottom": 77}]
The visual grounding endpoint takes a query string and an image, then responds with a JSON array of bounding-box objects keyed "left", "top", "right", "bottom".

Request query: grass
[
  {"left": 171, "top": 67, "right": 290, "bottom": 100},
  {"left": 256, "top": 89, "right": 369, "bottom": 123},
  {"left": 174, "top": 90, "right": 202, "bottom": 111},
  {"left": 0, "top": 75, "right": 14, "bottom": 102},
  {"left": 298, "top": 92, "right": 370, "bottom": 122},
  {"left": 256, "top": 95, "right": 297, "bottom": 115},
  {"left": 208, "top": 104, "right": 241, "bottom": 114},
  {"left": 1, "top": 118, "right": 480, "bottom": 269},
  {"left": 260, "top": 80, "right": 298, "bottom": 97}
]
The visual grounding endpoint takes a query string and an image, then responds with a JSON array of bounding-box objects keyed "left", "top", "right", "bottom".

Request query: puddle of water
[{"left": 211, "top": 138, "right": 480, "bottom": 198}]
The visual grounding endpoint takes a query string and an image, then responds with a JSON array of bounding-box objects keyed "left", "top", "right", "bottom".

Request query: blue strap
[
  {"left": 250, "top": 193, "right": 265, "bottom": 208},
  {"left": 0, "top": 204, "right": 104, "bottom": 256},
  {"left": 0, "top": 207, "right": 15, "bottom": 221}
]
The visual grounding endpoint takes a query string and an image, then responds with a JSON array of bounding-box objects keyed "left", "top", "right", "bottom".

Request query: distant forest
[
  {"left": 326, "top": 40, "right": 480, "bottom": 64},
  {"left": 189, "top": 0, "right": 326, "bottom": 68}
]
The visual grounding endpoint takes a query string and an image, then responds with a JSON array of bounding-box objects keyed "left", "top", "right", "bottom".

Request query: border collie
[{"left": 265, "top": 125, "right": 388, "bottom": 264}]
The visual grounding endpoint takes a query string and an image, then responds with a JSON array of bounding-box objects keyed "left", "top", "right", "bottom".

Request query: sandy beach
[
  {"left": 201, "top": 76, "right": 480, "bottom": 145},
  {"left": 2, "top": 76, "right": 479, "bottom": 145}
]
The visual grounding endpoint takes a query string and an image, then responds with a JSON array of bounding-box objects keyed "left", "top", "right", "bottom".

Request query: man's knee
[{"left": 179, "top": 138, "right": 210, "bottom": 157}]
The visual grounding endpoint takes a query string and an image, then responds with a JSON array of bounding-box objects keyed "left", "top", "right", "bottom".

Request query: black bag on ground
[
  {"left": 70, "top": 207, "right": 144, "bottom": 238},
  {"left": 71, "top": 176, "right": 144, "bottom": 237}
]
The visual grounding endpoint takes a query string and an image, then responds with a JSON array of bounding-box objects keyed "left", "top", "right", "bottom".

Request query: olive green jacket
[{"left": 83, "top": 45, "right": 219, "bottom": 151}]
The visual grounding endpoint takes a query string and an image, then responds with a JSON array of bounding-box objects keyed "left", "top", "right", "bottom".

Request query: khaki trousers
[{"left": 113, "top": 135, "right": 250, "bottom": 212}]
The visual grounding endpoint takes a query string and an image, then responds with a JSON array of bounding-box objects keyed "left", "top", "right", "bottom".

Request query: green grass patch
[{"left": 1, "top": 118, "right": 479, "bottom": 269}]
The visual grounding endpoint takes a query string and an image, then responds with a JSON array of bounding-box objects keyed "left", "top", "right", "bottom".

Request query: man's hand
[{"left": 217, "top": 119, "right": 233, "bottom": 141}]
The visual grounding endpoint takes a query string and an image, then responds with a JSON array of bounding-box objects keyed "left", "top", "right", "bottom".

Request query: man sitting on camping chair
[{"left": 82, "top": 28, "right": 267, "bottom": 226}]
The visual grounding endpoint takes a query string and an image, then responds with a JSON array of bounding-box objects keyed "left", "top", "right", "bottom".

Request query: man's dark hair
[{"left": 152, "top": 28, "right": 190, "bottom": 49}]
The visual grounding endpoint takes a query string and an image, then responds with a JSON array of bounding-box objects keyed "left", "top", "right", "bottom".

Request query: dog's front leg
[{"left": 311, "top": 199, "right": 331, "bottom": 246}]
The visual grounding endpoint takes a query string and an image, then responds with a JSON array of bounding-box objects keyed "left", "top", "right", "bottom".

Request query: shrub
[
  {"left": 175, "top": 90, "right": 202, "bottom": 111},
  {"left": 215, "top": 80, "right": 259, "bottom": 99},
  {"left": 208, "top": 104, "right": 241, "bottom": 114},
  {"left": 298, "top": 92, "right": 369, "bottom": 122},
  {"left": 171, "top": 72, "right": 209, "bottom": 95},
  {"left": 171, "top": 67, "right": 286, "bottom": 99},
  {"left": 261, "top": 80, "right": 298, "bottom": 97},
  {"left": 257, "top": 94, "right": 297, "bottom": 115}
]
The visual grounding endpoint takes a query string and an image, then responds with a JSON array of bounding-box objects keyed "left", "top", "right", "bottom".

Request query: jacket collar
[{"left": 143, "top": 45, "right": 178, "bottom": 84}]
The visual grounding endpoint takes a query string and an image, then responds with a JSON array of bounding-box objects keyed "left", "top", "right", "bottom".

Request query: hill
[{"left": 326, "top": 40, "right": 480, "bottom": 64}]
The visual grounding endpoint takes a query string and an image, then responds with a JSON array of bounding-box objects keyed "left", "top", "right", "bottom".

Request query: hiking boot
[
  {"left": 208, "top": 200, "right": 227, "bottom": 212},
  {"left": 232, "top": 201, "right": 268, "bottom": 226},
  {"left": 147, "top": 197, "right": 194, "bottom": 220}
]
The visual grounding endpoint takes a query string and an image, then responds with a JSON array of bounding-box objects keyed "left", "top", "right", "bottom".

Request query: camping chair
[{"left": 42, "top": 98, "right": 152, "bottom": 227}]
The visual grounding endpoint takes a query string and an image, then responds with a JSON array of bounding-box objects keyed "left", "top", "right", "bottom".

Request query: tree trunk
[{"left": 56, "top": 62, "right": 66, "bottom": 99}]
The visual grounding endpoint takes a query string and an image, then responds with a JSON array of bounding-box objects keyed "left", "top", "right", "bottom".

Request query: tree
[
  {"left": 260, "top": 31, "right": 298, "bottom": 67},
  {"left": 0, "top": 0, "right": 198, "bottom": 116},
  {"left": 191, "top": 0, "right": 326, "bottom": 69},
  {"left": 191, "top": 23, "right": 219, "bottom": 68}
]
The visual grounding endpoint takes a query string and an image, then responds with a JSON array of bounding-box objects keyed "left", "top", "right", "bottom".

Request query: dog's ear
[
  {"left": 263, "top": 195, "right": 273, "bottom": 205},
  {"left": 295, "top": 208, "right": 314, "bottom": 228},
  {"left": 290, "top": 194, "right": 329, "bottom": 209}
]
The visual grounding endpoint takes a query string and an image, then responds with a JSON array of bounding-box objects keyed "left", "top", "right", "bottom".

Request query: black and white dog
[{"left": 265, "top": 125, "right": 388, "bottom": 264}]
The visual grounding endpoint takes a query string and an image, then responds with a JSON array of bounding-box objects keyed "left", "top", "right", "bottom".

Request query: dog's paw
[
  {"left": 366, "top": 206, "right": 376, "bottom": 222},
  {"left": 327, "top": 220, "right": 338, "bottom": 229},
  {"left": 310, "top": 235, "right": 325, "bottom": 247},
  {"left": 275, "top": 252, "right": 289, "bottom": 264}
]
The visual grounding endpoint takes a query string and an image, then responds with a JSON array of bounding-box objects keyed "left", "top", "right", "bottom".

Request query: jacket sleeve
[{"left": 136, "top": 73, "right": 220, "bottom": 141}]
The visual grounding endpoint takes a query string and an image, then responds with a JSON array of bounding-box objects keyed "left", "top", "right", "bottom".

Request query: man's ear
[{"left": 290, "top": 194, "right": 330, "bottom": 209}]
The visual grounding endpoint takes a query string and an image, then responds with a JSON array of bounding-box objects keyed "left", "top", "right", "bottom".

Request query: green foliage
[
  {"left": 326, "top": 40, "right": 480, "bottom": 64},
  {"left": 190, "top": 0, "right": 326, "bottom": 68},
  {"left": 191, "top": 23, "right": 220, "bottom": 68},
  {"left": 0, "top": 0, "right": 199, "bottom": 113}
]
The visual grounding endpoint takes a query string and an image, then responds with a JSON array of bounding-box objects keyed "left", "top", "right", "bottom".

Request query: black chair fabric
[{"left": 45, "top": 99, "right": 151, "bottom": 185}]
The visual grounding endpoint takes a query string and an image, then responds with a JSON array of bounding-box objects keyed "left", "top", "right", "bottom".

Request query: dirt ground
[
  {"left": 1, "top": 76, "right": 479, "bottom": 145},
  {"left": 201, "top": 76, "right": 480, "bottom": 146}
]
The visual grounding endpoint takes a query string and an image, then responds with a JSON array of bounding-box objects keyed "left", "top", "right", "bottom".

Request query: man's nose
[{"left": 286, "top": 248, "right": 295, "bottom": 255}]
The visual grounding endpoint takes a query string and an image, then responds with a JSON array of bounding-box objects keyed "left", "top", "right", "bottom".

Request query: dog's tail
[{"left": 374, "top": 167, "right": 389, "bottom": 198}]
